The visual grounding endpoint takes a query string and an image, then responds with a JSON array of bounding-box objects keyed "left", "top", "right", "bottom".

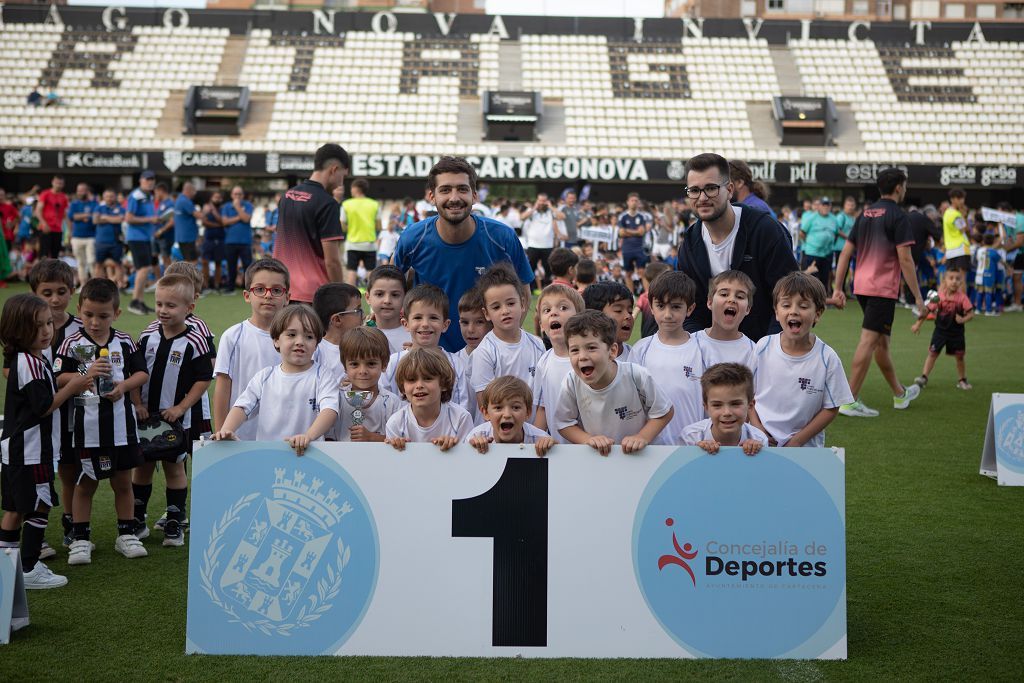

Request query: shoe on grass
[
  {"left": 893, "top": 383, "right": 921, "bottom": 410},
  {"left": 957, "top": 379, "right": 973, "bottom": 390},
  {"left": 115, "top": 534, "right": 148, "bottom": 559},
  {"left": 839, "top": 400, "right": 879, "bottom": 418},
  {"left": 155, "top": 512, "right": 189, "bottom": 532},
  {"left": 23, "top": 561, "right": 68, "bottom": 589},
  {"left": 39, "top": 541, "right": 56, "bottom": 560},
  {"left": 67, "top": 539, "right": 93, "bottom": 565},
  {"left": 914, "top": 375, "right": 928, "bottom": 388},
  {"left": 162, "top": 520, "right": 185, "bottom": 548},
  {"left": 127, "top": 300, "right": 148, "bottom": 315}
]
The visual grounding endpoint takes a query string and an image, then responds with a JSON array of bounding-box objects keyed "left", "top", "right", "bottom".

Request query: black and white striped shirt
[
  {"left": 1, "top": 352, "right": 60, "bottom": 467},
  {"left": 144, "top": 313, "right": 216, "bottom": 431},
  {"left": 137, "top": 326, "right": 214, "bottom": 431},
  {"left": 56, "top": 329, "right": 148, "bottom": 448}
]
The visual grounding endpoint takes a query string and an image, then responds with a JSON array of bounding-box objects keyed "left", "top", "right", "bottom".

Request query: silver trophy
[
  {"left": 72, "top": 344, "right": 100, "bottom": 406},
  {"left": 344, "top": 390, "right": 373, "bottom": 426}
]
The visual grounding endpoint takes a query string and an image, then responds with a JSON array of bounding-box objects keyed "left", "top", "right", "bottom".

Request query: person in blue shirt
[
  {"left": 200, "top": 190, "right": 225, "bottom": 293},
  {"left": 92, "top": 189, "right": 126, "bottom": 286},
  {"left": 68, "top": 182, "right": 97, "bottom": 286},
  {"left": 125, "top": 170, "right": 160, "bottom": 315},
  {"left": 617, "top": 193, "right": 649, "bottom": 294},
  {"left": 730, "top": 159, "right": 778, "bottom": 220},
  {"left": 153, "top": 182, "right": 176, "bottom": 272},
  {"left": 18, "top": 197, "right": 37, "bottom": 252},
  {"left": 799, "top": 197, "right": 839, "bottom": 291},
  {"left": 262, "top": 192, "right": 279, "bottom": 257},
  {"left": 392, "top": 156, "right": 533, "bottom": 352},
  {"left": 173, "top": 182, "right": 202, "bottom": 264},
  {"left": 220, "top": 185, "right": 254, "bottom": 294}
]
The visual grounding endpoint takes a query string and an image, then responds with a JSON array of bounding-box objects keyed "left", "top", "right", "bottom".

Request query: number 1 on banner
[{"left": 452, "top": 458, "right": 548, "bottom": 647}]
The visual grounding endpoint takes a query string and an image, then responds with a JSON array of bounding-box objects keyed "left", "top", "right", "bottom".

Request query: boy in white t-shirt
[
  {"left": 213, "top": 259, "right": 290, "bottom": 440},
  {"left": 750, "top": 273, "right": 854, "bottom": 448},
  {"left": 692, "top": 270, "right": 757, "bottom": 370},
  {"left": 377, "top": 220, "right": 400, "bottom": 265},
  {"left": 330, "top": 327, "right": 400, "bottom": 442},
  {"left": 471, "top": 263, "right": 546, "bottom": 403},
  {"left": 385, "top": 348, "right": 473, "bottom": 450},
  {"left": 583, "top": 281, "right": 635, "bottom": 361},
  {"left": 213, "top": 305, "right": 340, "bottom": 454},
  {"left": 365, "top": 266, "right": 411, "bottom": 354},
  {"left": 553, "top": 310, "right": 673, "bottom": 455},
  {"left": 682, "top": 362, "right": 768, "bottom": 455},
  {"left": 532, "top": 283, "right": 585, "bottom": 441},
  {"left": 312, "top": 282, "right": 364, "bottom": 379},
  {"left": 466, "top": 376, "right": 554, "bottom": 457},
  {"left": 454, "top": 287, "right": 491, "bottom": 424},
  {"left": 630, "top": 271, "right": 706, "bottom": 444}
]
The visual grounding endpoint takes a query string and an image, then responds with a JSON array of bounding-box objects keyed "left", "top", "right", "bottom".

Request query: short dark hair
[
  {"left": 626, "top": 192, "right": 639, "bottom": 200},
  {"left": 458, "top": 286, "right": 485, "bottom": 315},
  {"left": 877, "top": 168, "right": 908, "bottom": 195},
  {"left": 948, "top": 188, "right": 966, "bottom": 201},
  {"left": 314, "top": 143, "right": 351, "bottom": 172},
  {"left": 0, "top": 294, "right": 49, "bottom": 363},
  {"left": 367, "top": 265, "right": 406, "bottom": 293},
  {"left": 351, "top": 178, "right": 369, "bottom": 195},
  {"left": 575, "top": 258, "right": 597, "bottom": 285},
  {"left": 548, "top": 247, "right": 579, "bottom": 278},
  {"left": 270, "top": 303, "right": 324, "bottom": 343},
  {"left": 476, "top": 262, "right": 525, "bottom": 304},
  {"left": 313, "top": 283, "right": 362, "bottom": 328},
  {"left": 583, "top": 281, "right": 633, "bottom": 311},
  {"left": 700, "top": 362, "right": 754, "bottom": 403},
  {"left": 79, "top": 277, "right": 120, "bottom": 309},
  {"left": 155, "top": 182, "right": 169, "bottom": 194},
  {"left": 684, "top": 153, "right": 730, "bottom": 184},
  {"left": 564, "top": 309, "right": 616, "bottom": 348},
  {"left": 708, "top": 270, "right": 756, "bottom": 300},
  {"left": 28, "top": 258, "right": 75, "bottom": 291},
  {"left": 772, "top": 272, "right": 827, "bottom": 313},
  {"left": 427, "top": 156, "right": 478, "bottom": 192},
  {"left": 404, "top": 284, "right": 449, "bottom": 319},
  {"left": 244, "top": 257, "right": 290, "bottom": 290},
  {"left": 395, "top": 347, "right": 455, "bottom": 403},
  {"left": 340, "top": 326, "right": 390, "bottom": 367},
  {"left": 643, "top": 261, "right": 672, "bottom": 287},
  {"left": 648, "top": 271, "right": 696, "bottom": 307}
]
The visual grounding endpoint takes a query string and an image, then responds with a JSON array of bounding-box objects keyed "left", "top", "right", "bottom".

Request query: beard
[
  {"left": 699, "top": 201, "right": 729, "bottom": 224},
  {"left": 438, "top": 200, "right": 471, "bottom": 224}
]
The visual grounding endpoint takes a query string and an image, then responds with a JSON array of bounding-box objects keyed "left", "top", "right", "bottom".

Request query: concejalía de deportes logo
[{"left": 633, "top": 449, "right": 846, "bottom": 658}]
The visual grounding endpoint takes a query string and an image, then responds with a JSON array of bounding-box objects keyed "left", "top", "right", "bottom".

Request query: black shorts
[
  {"left": 1014, "top": 253, "right": 1024, "bottom": 270},
  {"left": 2, "top": 461, "right": 57, "bottom": 513},
  {"left": 157, "top": 234, "right": 176, "bottom": 257},
  {"left": 179, "top": 242, "right": 199, "bottom": 262},
  {"left": 128, "top": 240, "right": 153, "bottom": 269},
  {"left": 622, "top": 249, "right": 648, "bottom": 272},
  {"left": 346, "top": 249, "right": 376, "bottom": 271},
  {"left": 202, "top": 237, "right": 225, "bottom": 262},
  {"left": 947, "top": 255, "right": 971, "bottom": 272},
  {"left": 857, "top": 295, "right": 896, "bottom": 336},
  {"left": 929, "top": 330, "right": 966, "bottom": 357},
  {"left": 95, "top": 241, "right": 123, "bottom": 263},
  {"left": 77, "top": 445, "right": 142, "bottom": 481},
  {"left": 58, "top": 438, "right": 78, "bottom": 467}
]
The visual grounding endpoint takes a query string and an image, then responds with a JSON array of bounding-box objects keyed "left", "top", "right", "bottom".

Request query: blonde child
[
  {"left": 466, "top": 376, "right": 554, "bottom": 457},
  {"left": 385, "top": 348, "right": 473, "bottom": 451}
]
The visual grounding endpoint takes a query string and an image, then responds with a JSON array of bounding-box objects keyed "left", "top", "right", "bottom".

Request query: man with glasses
[{"left": 677, "top": 153, "right": 798, "bottom": 340}]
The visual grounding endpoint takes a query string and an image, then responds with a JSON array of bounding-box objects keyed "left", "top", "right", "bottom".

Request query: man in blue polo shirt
[
  {"left": 220, "top": 185, "right": 253, "bottom": 294},
  {"left": 125, "top": 170, "right": 159, "bottom": 315},
  {"left": 68, "top": 182, "right": 97, "bottom": 285},
  {"left": 174, "top": 182, "right": 202, "bottom": 264},
  {"left": 153, "top": 182, "right": 176, "bottom": 271},
  {"left": 392, "top": 156, "right": 533, "bottom": 352},
  {"left": 92, "top": 188, "right": 125, "bottom": 284}
]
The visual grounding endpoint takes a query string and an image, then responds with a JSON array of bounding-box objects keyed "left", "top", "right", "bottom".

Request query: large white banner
[{"left": 186, "top": 442, "right": 846, "bottom": 658}]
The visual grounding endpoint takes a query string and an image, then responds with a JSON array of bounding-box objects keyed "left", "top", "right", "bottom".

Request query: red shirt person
[{"left": 35, "top": 175, "right": 69, "bottom": 258}]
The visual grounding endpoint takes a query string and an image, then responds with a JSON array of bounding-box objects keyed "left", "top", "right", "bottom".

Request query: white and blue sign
[
  {"left": 0, "top": 548, "right": 30, "bottom": 644},
  {"left": 186, "top": 442, "right": 846, "bottom": 658},
  {"left": 980, "top": 393, "right": 1024, "bottom": 486}
]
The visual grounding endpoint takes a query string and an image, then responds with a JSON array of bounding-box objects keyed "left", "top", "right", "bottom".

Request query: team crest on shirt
[
  {"left": 53, "top": 357, "right": 63, "bottom": 372},
  {"left": 169, "top": 350, "right": 183, "bottom": 366},
  {"left": 614, "top": 405, "right": 641, "bottom": 421},
  {"left": 797, "top": 377, "right": 822, "bottom": 395},
  {"left": 528, "top": 366, "right": 536, "bottom": 377},
  {"left": 109, "top": 351, "right": 123, "bottom": 366},
  {"left": 475, "top": 266, "right": 487, "bottom": 275}
]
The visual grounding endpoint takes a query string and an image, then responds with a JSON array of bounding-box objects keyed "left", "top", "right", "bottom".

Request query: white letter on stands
[
  {"left": 910, "top": 20, "right": 931, "bottom": 45},
  {"left": 371, "top": 11, "right": 398, "bottom": 34},
  {"left": 848, "top": 21, "right": 869, "bottom": 42},
  {"left": 488, "top": 15, "right": 509, "bottom": 40},
  {"left": 965, "top": 22, "right": 986, "bottom": 43},
  {"left": 681, "top": 18, "right": 704, "bottom": 40},
  {"left": 312, "top": 10, "right": 336, "bottom": 35},
  {"left": 742, "top": 18, "right": 764, "bottom": 41},
  {"left": 102, "top": 7, "right": 127, "bottom": 31},
  {"left": 433, "top": 12, "right": 455, "bottom": 37}
]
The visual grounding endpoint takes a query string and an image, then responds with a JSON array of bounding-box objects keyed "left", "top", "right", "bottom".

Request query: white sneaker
[
  {"left": 135, "top": 523, "right": 150, "bottom": 540},
  {"left": 23, "top": 561, "right": 68, "bottom": 589},
  {"left": 839, "top": 400, "right": 880, "bottom": 418},
  {"left": 162, "top": 519, "right": 185, "bottom": 547},
  {"left": 39, "top": 542, "right": 56, "bottom": 560},
  {"left": 114, "top": 534, "right": 148, "bottom": 559},
  {"left": 67, "top": 539, "right": 93, "bottom": 565},
  {"left": 1005, "top": 304, "right": 1022, "bottom": 312},
  {"left": 893, "top": 383, "right": 921, "bottom": 410}
]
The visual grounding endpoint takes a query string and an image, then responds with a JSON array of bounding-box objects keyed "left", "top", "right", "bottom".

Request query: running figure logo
[{"left": 657, "top": 517, "right": 698, "bottom": 586}]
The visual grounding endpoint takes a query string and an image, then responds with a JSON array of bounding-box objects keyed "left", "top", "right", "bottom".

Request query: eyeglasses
[
  {"left": 684, "top": 183, "right": 728, "bottom": 200},
  {"left": 336, "top": 308, "right": 364, "bottom": 320},
  {"left": 248, "top": 285, "right": 288, "bottom": 298}
]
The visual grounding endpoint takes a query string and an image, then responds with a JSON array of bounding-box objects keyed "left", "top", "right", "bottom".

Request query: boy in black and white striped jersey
[{"left": 131, "top": 275, "right": 214, "bottom": 547}]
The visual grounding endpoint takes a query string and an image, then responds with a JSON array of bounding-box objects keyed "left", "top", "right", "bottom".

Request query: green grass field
[{"left": 0, "top": 282, "right": 1021, "bottom": 681}]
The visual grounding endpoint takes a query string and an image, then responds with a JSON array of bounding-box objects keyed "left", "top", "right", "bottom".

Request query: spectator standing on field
[
  {"left": 799, "top": 196, "right": 838, "bottom": 291},
  {"left": 520, "top": 193, "right": 566, "bottom": 291},
  {"left": 125, "top": 170, "right": 159, "bottom": 315},
  {"left": 220, "top": 185, "right": 254, "bottom": 294},
  {"left": 559, "top": 190, "right": 582, "bottom": 247},
  {"left": 173, "top": 182, "right": 202, "bottom": 265},
  {"left": 942, "top": 188, "right": 972, "bottom": 272},
  {"left": 68, "top": 182, "right": 97, "bottom": 285},
  {"left": 200, "top": 190, "right": 225, "bottom": 294},
  {"left": 341, "top": 178, "right": 381, "bottom": 286},
  {"left": 729, "top": 159, "right": 777, "bottom": 219},
  {"left": 35, "top": 175, "right": 68, "bottom": 259},
  {"left": 617, "top": 192, "right": 649, "bottom": 294}
]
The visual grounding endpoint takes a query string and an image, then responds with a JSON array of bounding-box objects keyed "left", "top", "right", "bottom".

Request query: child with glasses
[
  {"left": 212, "top": 259, "right": 291, "bottom": 440},
  {"left": 312, "top": 283, "right": 364, "bottom": 378}
]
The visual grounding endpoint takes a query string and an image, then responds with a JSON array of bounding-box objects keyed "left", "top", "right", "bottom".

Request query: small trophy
[
  {"left": 72, "top": 344, "right": 100, "bottom": 406},
  {"left": 344, "top": 390, "right": 372, "bottom": 426}
]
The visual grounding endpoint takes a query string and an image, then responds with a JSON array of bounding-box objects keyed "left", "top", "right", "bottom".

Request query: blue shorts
[
  {"left": 622, "top": 250, "right": 648, "bottom": 272},
  {"left": 95, "top": 241, "right": 123, "bottom": 263},
  {"left": 202, "top": 238, "right": 225, "bottom": 262}
]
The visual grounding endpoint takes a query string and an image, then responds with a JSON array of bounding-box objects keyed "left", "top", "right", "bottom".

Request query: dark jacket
[{"left": 679, "top": 204, "right": 798, "bottom": 340}]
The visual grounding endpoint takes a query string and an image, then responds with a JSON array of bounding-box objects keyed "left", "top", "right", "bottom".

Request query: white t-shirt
[
  {"left": 329, "top": 387, "right": 401, "bottom": 441},
  {"left": 377, "top": 325, "right": 412, "bottom": 355},
  {"left": 233, "top": 363, "right": 342, "bottom": 441},
  {"left": 470, "top": 331, "right": 546, "bottom": 393},
  {"left": 214, "top": 320, "right": 281, "bottom": 440},
  {"left": 522, "top": 210, "right": 562, "bottom": 249},
  {"left": 617, "top": 341, "right": 633, "bottom": 363},
  {"left": 377, "top": 229, "right": 400, "bottom": 256},
  {"left": 692, "top": 330, "right": 756, "bottom": 370},
  {"left": 752, "top": 334, "right": 854, "bottom": 448},
  {"left": 630, "top": 334, "right": 706, "bottom": 444},
  {"left": 552, "top": 361, "right": 673, "bottom": 444},
  {"left": 681, "top": 418, "right": 769, "bottom": 447},
  {"left": 455, "top": 347, "right": 483, "bottom": 424},
  {"left": 702, "top": 205, "right": 742, "bottom": 276},
  {"left": 531, "top": 349, "right": 573, "bottom": 443},
  {"left": 313, "top": 338, "right": 344, "bottom": 380},
  {"left": 464, "top": 421, "right": 551, "bottom": 444},
  {"left": 380, "top": 347, "right": 474, "bottom": 415},
  {"left": 385, "top": 402, "right": 474, "bottom": 442}
]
